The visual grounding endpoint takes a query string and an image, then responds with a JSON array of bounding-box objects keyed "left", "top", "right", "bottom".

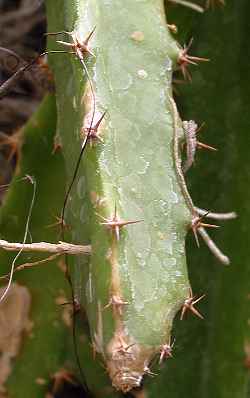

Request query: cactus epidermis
[{"left": 47, "top": 0, "right": 196, "bottom": 392}]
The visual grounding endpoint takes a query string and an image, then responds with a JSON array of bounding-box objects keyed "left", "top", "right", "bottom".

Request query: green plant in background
[
  {"left": 0, "top": 1, "right": 249, "bottom": 397},
  {"left": 0, "top": 95, "right": 73, "bottom": 397}
]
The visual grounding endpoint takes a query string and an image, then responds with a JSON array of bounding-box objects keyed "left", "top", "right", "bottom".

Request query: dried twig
[
  {"left": 168, "top": 0, "right": 204, "bottom": 13},
  {"left": 0, "top": 253, "right": 61, "bottom": 281},
  {"left": 195, "top": 207, "right": 237, "bottom": 220},
  {"left": 0, "top": 239, "right": 91, "bottom": 255},
  {"left": 197, "top": 227, "right": 230, "bottom": 265}
]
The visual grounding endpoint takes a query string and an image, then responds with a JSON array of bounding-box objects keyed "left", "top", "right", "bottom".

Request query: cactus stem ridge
[
  {"left": 57, "top": 28, "right": 97, "bottom": 241},
  {"left": 180, "top": 288, "right": 205, "bottom": 320},
  {"left": 178, "top": 38, "right": 210, "bottom": 81}
]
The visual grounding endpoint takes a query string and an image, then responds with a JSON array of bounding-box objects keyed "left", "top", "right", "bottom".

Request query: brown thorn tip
[
  {"left": 159, "top": 338, "right": 175, "bottom": 364},
  {"left": 84, "top": 111, "right": 107, "bottom": 144},
  {"left": 113, "top": 338, "right": 136, "bottom": 358},
  {"left": 195, "top": 121, "right": 206, "bottom": 134},
  {"left": 46, "top": 215, "right": 70, "bottom": 230},
  {"left": 76, "top": 28, "right": 96, "bottom": 57},
  {"left": 192, "top": 226, "right": 200, "bottom": 247},
  {"left": 167, "top": 24, "right": 178, "bottom": 34},
  {"left": 56, "top": 40, "right": 73, "bottom": 48},
  {"left": 197, "top": 141, "right": 218, "bottom": 151},
  {"left": 84, "top": 26, "right": 96, "bottom": 45},
  {"left": 97, "top": 209, "right": 142, "bottom": 240},
  {"left": 144, "top": 366, "right": 157, "bottom": 377},
  {"left": 95, "top": 111, "right": 107, "bottom": 127},
  {"left": 181, "top": 288, "right": 205, "bottom": 320},
  {"left": 51, "top": 369, "right": 77, "bottom": 394},
  {"left": 200, "top": 222, "right": 220, "bottom": 229},
  {"left": 178, "top": 39, "right": 210, "bottom": 80},
  {"left": 103, "top": 295, "right": 128, "bottom": 315},
  {"left": 191, "top": 214, "right": 219, "bottom": 244}
]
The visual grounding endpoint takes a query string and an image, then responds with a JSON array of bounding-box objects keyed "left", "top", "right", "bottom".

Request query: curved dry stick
[
  {"left": 0, "top": 253, "right": 61, "bottom": 281},
  {"left": 0, "top": 48, "right": 70, "bottom": 99},
  {"left": 197, "top": 227, "right": 230, "bottom": 265},
  {"left": 168, "top": 0, "right": 204, "bottom": 13},
  {"left": 195, "top": 207, "right": 237, "bottom": 220}
]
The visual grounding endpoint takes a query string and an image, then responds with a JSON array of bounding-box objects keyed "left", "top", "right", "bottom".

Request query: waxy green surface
[{"left": 46, "top": 0, "right": 192, "bottom": 367}]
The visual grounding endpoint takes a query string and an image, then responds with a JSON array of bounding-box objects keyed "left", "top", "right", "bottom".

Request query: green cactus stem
[
  {"left": 46, "top": 0, "right": 190, "bottom": 392},
  {"left": 46, "top": 0, "right": 232, "bottom": 393}
]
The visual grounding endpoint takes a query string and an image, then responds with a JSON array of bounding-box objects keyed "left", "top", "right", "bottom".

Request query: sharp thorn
[{"left": 197, "top": 141, "right": 218, "bottom": 151}]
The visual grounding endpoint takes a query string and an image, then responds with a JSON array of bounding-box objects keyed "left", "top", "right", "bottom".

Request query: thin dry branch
[
  {"left": 168, "top": 0, "right": 204, "bottom": 13},
  {"left": 0, "top": 239, "right": 91, "bottom": 255},
  {"left": 0, "top": 253, "right": 61, "bottom": 280}
]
